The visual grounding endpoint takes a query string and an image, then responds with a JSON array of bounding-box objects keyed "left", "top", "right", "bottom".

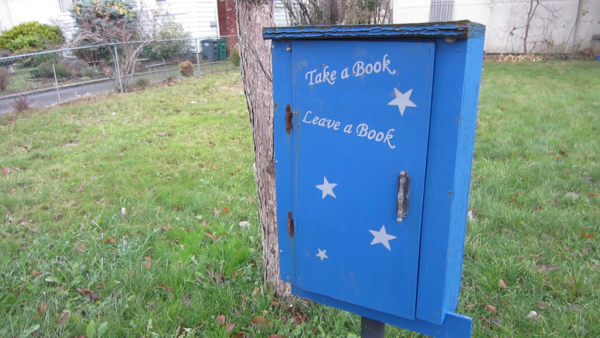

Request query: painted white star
[
  {"left": 316, "top": 248, "right": 328, "bottom": 261},
  {"left": 388, "top": 88, "right": 417, "bottom": 116},
  {"left": 316, "top": 177, "right": 337, "bottom": 199},
  {"left": 369, "top": 225, "right": 397, "bottom": 251}
]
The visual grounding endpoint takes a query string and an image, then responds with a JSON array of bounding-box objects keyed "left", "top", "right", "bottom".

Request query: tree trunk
[{"left": 234, "top": 0, "right": 291, "bottom": 297}]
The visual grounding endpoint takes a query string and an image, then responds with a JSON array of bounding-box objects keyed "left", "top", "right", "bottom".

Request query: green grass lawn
[{"left": 0, "top": 61, "right": 598, "bottom": 338}]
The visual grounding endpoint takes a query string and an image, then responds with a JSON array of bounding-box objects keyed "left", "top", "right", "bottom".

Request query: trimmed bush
[
  {"left": 178, "top": 60, "right": 194, "bottom": 77},
  {"left": 0, "top": 22, "right": 64, "bottom": 51},
  {"left": 29, "top": 61, "right": 71, "bottom": 79}
]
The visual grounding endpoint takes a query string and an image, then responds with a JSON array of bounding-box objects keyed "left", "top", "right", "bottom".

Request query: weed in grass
[
  {"left": 0, "top": 62, "right": 599, "bottom": 338},
  {"left": 133, "top": 77, "right": 151, "bottom": 90},
  {"left": 9, "top": 95, "right": 31, "bottom": 113},
  {"left": 179, "top": 60, "right": 194, "bottom": 77}
]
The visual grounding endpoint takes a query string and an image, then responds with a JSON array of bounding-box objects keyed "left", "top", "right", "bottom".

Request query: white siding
[
  {"left": 1, "top": 0, "right": 62, "bottom": 31},
  {"left": 139, "top": 0, "right": 219, "bottom": 39},
  {"left": 393, "top": 0, "right": 431, "bottom": 24},
  {"left": 1, "top": 0, "right": 219, "bottom": 41},
  {"left": 393, "top": 0, "right": 600, "bottom": 54},
  {"left": 274, "top": 0, "right": 290, "bottom": 27}
]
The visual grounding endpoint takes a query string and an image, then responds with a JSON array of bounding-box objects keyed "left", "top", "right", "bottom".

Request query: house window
[{"left": 59, "top": 0, "right": 74, "bottom": 13}]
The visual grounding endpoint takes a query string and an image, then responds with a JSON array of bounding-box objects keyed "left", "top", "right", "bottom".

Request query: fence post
[
  {"left": 113, "top": 45, "right": 124, "bottom": 93},
  {"left": 196, "top": 38, "right": 201, "bottom": 76},
  {"left": 52, "top": 63, "right": 61, "bottom": 102}
]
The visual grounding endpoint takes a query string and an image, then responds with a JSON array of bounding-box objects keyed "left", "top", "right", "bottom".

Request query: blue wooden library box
[{"left": 264, "top": 21, "right": 485, "bottom": 338}]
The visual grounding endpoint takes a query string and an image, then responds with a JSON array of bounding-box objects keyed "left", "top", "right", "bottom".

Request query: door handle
[{"left": 397, "top": 171, "right": 410, "bottom": 223}]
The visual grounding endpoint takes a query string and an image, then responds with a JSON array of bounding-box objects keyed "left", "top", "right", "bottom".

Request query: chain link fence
[{"left": 0, "top": 35, "right": 238, "bottom": 116}]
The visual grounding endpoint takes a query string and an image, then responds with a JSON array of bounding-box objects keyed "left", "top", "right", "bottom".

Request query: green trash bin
[
  {"left": 201, "top": 39, "right": 219, "bottom": 62},
  {"left": 218, "top": 40, "right": 227, "bottom": 61}
]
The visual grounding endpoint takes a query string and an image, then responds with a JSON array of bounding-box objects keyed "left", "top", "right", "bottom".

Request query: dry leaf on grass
[
  {"left": 526, "top": 311, "right": 538, "bottom": 319},
  {"left": 157, "top": 283, "right": 173, "bottom": 296},
  {"left": 485, "top": 304, "right": 497, "bottom": 314},
  {"left": 564, "top": 192, "right": 579, "bottom": 200},
  {"left": 104, "top": 237, "right": 118, "bottom": 244},
  {"left": 56, "top": 312, "right": 69, "bottom": 326},
  {"left": 534, "top": 262, "right": 561, "bottom": 273},
  {"left": 251, "top": 316, "right": 267, "bottom": 328},
  {"left": 77, "top": 288, "right": 100, "bottom": 302},
  {"left": 143, "top": 256, "right": 152, "bottom": 269},
  {"left": 498, "top": 279, "right": 508, "bottom": 288},
  {"left": 225, "top": 323, "right": 236, "bottom": 332},
  {"left": 204, "top": 232, "right": 222, "bottom": 242},
  {"left": 217, "top": 315, "right": 226, "bottom": 325}
]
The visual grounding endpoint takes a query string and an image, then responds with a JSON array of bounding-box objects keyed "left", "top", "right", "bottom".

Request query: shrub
[
  {"left": 0, "top": 22, "right": 64, "bottom": 51},
  {"left": 65, "top": 59, "right": 89, "bottom": 74},
  {"left": 178, "top": 60, "right": 194, "bottom": 77},
  {"left": 17, "top": 52, "right": 59, "bottom": 69},
  {"left": 70, "top": 0, "right": 139, "bottom": 44},
  {"left": 72, "top": 44, "right": 113, "bottom": 64},
  {"left": 143, "top": 20, "right": 191, "bottom": 60},
  {"left": 0, "top": 49, "right": 12, "bottom": 58},
  {"left": 9, "top": 95, "right": 30, "bottom": 113},
  {"left": 133, "top": 77, "right": 150, "bottom": 89},
  {"left": 231, "top": 46, "right": 240, "bottom": 67},
  {"left": 29, "top": 61, "right": 71, "bottom": 79},
  {"left": 0, "top": 68, "right": 9, "bottom": 91},
  {"left": 79, "top": 66, "right": 98, "bottom": 78},
  {"left": 7, "top": 35, "right": 43, "bottom": 51}
]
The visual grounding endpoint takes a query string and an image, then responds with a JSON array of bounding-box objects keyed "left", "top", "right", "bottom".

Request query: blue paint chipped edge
[{"left": 263, "top": 21, "right": 485, "bottom": 40}]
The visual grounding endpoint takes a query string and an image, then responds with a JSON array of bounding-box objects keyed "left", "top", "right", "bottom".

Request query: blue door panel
[{"left": 291, "top": 40, "right": 436, "bottom": 319}]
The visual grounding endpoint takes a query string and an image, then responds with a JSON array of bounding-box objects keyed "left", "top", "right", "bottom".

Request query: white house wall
[
  {"left": 574, "top": 0, "right": 600, "bottom": 51},
  {"left": 139, "top": 0, "right": 219, "bottom": 39},
  {"left": 0, "top": 0, "right": 219, "bottom": 41},
  {"left": 393, "top": 0, "right": 431, "bottom": 23},
  {"left": 393, "top": 0, "right": 599, "bottom": 53},
  {"left": 487, "top": 0, "right": 580, "bottom": 53},
  {"left": 452, "top": 0, "right": 490, "bottom": 26},
  {"left": 274, "top": 0, "right": 289, "bottom": 26},
  {"left": 0, "top": 0, "right": 63, "bottom": 32}
]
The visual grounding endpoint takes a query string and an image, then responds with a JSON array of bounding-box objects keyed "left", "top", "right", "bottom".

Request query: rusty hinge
[
  {"left": 285, "top": 104, "right": 293, "bottom": 135},
  {"left": 287, "top": 211, "right": 294, "bottom": 238}
]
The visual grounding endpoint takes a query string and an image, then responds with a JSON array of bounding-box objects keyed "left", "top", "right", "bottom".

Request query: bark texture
[{"left": 234, "top": 0, "right": 290, "bottom": 297}]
